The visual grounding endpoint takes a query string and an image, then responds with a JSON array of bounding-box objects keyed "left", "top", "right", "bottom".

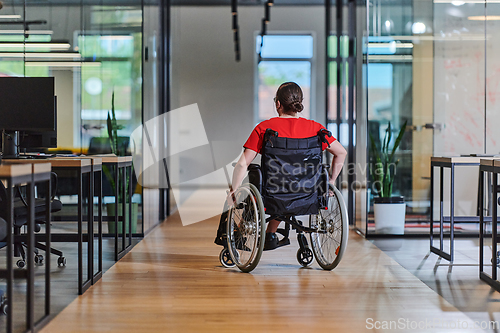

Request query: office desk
[
  {"left": 0, "top": 163, "right": 51, "bottom": 333},
  {"left": 54, "top": 156, "right": 103, "bottom": 284},
  {"left": 479, "top": 158, "right": 500, "bottom": 291},
  {"left": 430, "top": 156, "right": 481, "bottom": 261},
  {"left": 98, "top": 156, "right": 133, "bottom": 261},
  {"left": 5, "top": 158, "right": 96, "bottom": 295}
]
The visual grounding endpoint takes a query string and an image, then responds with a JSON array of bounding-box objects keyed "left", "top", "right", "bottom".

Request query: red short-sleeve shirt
[{"left": 243, "top": 117, "right": 336, "bottom": 154}]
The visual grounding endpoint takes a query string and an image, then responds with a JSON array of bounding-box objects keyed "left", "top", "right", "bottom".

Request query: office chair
[
  {"left": 0, "top": 173, "right": 66, "bottom": 268},
  {"left": 0, "top": 217, "right": 8, "bottom": 315}
]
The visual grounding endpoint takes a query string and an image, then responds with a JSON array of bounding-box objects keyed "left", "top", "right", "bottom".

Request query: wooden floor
[{"left": 40, "top": 213, "right": 486, "bottom": 333}]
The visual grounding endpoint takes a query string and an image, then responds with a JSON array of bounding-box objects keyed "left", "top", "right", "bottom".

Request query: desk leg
[
  {"left": 128, "top": 165, "right": 132, "bottom": 247},
  {"left": 44, "top": 176, "right": 51, "bottom": 317},
  {"left": 121, "top": 166, "right": 126, "bottom": 253},
  {"left": 26, "top": 178, "right": 34, "bottom": 331},
  {"left": 440, "top": 167, "right": 444, "bottom": 253},
  {"left": 6, "top": 182, "right": 13, "bottom": 333},
  {"left": 430, "top": 164, "right": 434, "bottom": 248},
  {"left": 87, "top": 171, "right": 93, "bottom": 288},
  {"left": 93, "top": 170, "right": 103, "bottom": 283},
  {"left": 79, "top": 171, "right": 93, "bottom": 294},
  {"left": 114, "top": 165, "right": 119, "bottom": 262},
  {"left": 479, "top": 169, "right": 484, "bottom": 275},
  {"left": 98, "top": 170, "right": 102, "bottom": 274},
  {"left": 493, "top": 172, "right": 498, "bottom": 281},
  {"left": 78, "top": 171, "right": 83, "bottom": 295},
  {"left": 450, "top": 164, "right": 455, "bottom": 262}
]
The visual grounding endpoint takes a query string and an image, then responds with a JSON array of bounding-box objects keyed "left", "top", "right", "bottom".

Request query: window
[{"left": 256, "top": 34, "right": 313, "bottom": 123}]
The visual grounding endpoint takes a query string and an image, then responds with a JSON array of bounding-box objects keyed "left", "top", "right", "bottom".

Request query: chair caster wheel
[
  {"left": 219, "top": 248, "right": 236, "bottom": 268},
  {"left": 0, "top": 291, "right": 6, "bottom": 315},
  {"left": 0, "top": 302, "right": 7, "bottom": 315},
  {"left": 16, "top": 260, "right": 26, "bottom": 269},
  {"left": 57, "top": 257, "right": 66, "bottom": 267},
  {"left": 297, "top": 248, "right": 313, "bottom": 267},
  {"left": 35, "top": 254, "right": 44, "bottom": 265}
]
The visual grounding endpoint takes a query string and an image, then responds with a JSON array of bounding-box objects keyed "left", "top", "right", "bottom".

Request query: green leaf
[
  {"left": 386, "top": 121, "right": 392, "bottom": 155},
  {"left": 389, "top": 120, "right": 408, "bottom": 164},
  {"left": 107, "top": 112, "right": 116, "bottom": 156},
  {"left": 369, "top": 121, "right": 407, "bottom": 198}
]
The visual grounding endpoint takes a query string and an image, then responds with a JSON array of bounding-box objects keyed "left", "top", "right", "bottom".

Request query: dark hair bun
[
  {"left": 275, "top": 82, "right": 304, "bottom": 115},
  {"left": 291, "top": 101, "right": 304, "bottom": 112}
]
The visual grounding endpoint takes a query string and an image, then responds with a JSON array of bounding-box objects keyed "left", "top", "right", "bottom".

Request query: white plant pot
[{"left": 374, "top": 200, "right": 406, "bottom": 235}]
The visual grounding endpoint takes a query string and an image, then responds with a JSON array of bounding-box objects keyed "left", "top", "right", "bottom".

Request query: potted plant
[
  {"left": 104, "top": 91, "right": 138, "bottom": 234},
  {"left": 369, "top": 121, "right": 407, "bottom": 235}
]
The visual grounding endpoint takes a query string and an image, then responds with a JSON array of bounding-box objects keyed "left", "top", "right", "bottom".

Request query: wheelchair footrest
[{"left": 264, "top": 233, "right": 290, "bottom": 251}]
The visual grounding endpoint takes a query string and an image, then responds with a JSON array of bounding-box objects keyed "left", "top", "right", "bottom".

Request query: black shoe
[
  {"left": 264, "top": 232, "right": 291, "bottom": 251},
  {"left": 264, "top": 232, "right": 279, "bottom": 251}
]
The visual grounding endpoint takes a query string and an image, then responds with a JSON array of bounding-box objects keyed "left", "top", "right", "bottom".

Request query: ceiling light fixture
[
  {"left": 0, "top": 15, "right": 22, "bottom": 19},
  {"left": 0, "top": 29, "right": 53, "bottom": 35},
  {"left": 0, "top": 52, "right": 81, "bottom": 59},
  {"left": 25, "top": 61, "right": 100, "bottom": 68},
  {"left": 231, "top": 0, "right": 240, "bottom": 61},
  {"left": 368, "top": 42, "right": 413, "bottom": 48},
  {"left": 468, "top": 15, "right": 500, "bottom": 20},
  {"left": 265, "top": 2, "right": 270, "bottom": 23},
  {"left": 99, "top": 35, "right": 133, "bottom": 41},
  {"left": 0, "top": 41, "right": 70, "bottom": 50},
  {"left": 434, "top": 0, "right": 500, "bottom": 3}
]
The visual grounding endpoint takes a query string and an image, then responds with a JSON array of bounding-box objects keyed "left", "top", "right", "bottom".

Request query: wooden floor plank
[{"left": 40, "top": 212, "right": 485, "bottom": 333}]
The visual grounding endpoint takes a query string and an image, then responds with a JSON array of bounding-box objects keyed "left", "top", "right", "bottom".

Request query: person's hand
[{"left": 328, "top": 178, "right": 336, "bottom": 196}]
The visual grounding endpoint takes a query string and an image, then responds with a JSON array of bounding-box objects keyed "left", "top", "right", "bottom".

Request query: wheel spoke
[
  {"left": 226, "top": 184, "right": 264, "bottom": 272},
  {"left": 309, "top": 186, "right": 347, "bottom": 270}
]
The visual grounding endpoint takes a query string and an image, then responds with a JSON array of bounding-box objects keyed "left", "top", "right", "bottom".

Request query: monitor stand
[{"left": 2, "top": 130, "right": 19, "bottom": 159}]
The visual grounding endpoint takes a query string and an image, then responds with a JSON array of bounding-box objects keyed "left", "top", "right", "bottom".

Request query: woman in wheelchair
[{"left": 220, "top": 82, "right": 348, "bottom": 272}]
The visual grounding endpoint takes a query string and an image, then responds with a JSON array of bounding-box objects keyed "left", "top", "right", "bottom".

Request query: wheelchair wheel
[
  {"left": 309, "top": 184, "right": 348, "bottom": 270},
  {"left": 226, "top": 183, "right": 265, "bottom": 273}
]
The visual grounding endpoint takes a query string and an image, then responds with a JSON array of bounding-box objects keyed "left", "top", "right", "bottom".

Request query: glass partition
[{"left": 363, "top": 0, "right": 497, "bottom": 236}]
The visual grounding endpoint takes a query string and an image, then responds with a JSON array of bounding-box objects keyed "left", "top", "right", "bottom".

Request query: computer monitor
[
  {"left": 0, "top": 77, "right": 57, "bottom": 157},
  {"left": 0, "top": 77, "right": 55, "bottom": 132},
  {"left": 19, "top": 96, "right": 57, "bottom": 151}
]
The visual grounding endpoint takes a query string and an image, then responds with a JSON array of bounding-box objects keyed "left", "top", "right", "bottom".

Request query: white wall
[
  {"left": 170, "top": 6, "right": 326, "bottom": 186},
  {"left": 52, "top": 70, "right": 75, "bottom": 149},
  {"left": 433, "top": 4, "right": 486, "bottom": 155}
]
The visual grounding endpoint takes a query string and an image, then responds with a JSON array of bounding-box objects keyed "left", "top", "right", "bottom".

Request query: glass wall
[
  {"left": 363, "top": 0, "right": 499, "bottom": 235},
  {"left": 0, "top": 2, "right": 143, "bottom": 153},
  {"left": 0, "top": 2, "right": 145, "bottom": 233}
]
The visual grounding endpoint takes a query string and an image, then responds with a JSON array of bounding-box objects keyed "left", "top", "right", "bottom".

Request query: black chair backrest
[
  {"left": 261, "top": 129, "right": 325, "bottom": 216},
  {"left": 0, "top": 180, "right": 9, "bottom": 221}
]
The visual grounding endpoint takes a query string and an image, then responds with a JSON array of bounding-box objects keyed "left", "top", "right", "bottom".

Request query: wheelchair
[{"left": 217, "top": 129, "right": 348, "bottom": 273}]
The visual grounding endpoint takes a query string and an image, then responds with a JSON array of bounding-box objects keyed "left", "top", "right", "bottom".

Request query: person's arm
[
  {"left": 227, "top": 148, "right": 258, "bottom": 204},
  {"left": 325, "top": 140, "right": 347, "bottom": 185}
]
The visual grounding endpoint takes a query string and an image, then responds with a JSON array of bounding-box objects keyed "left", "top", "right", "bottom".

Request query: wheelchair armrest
[
  {"left": 248, "top": 164, "right": 261, "bottom": 171},
  {"left": 318, "top": 164, "right": 330, "bottom": 197},
  {"left": 247, "top": 164, "right": 262, "bottom": 194}
]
